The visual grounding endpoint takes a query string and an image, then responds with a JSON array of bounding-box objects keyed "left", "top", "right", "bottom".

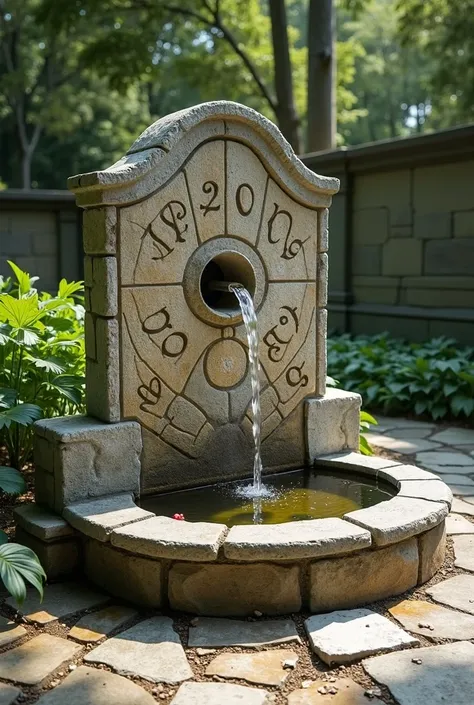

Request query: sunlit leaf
[{"left": 0, "top": 404, "right": 42, "bottom": 429}]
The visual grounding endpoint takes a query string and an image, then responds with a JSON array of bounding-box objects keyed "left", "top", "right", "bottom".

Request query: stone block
[
  {"left": 414, "top": 160, "right": 474, "bottom": 213},
  {"left": 84, "top": 256, "right": 118, "bottom": 317},
  {"left": 353, "top": 208, "right": 389, "bottom": 245},
  {"left": 84, "top": 539, "right": 162, "bottom": 607},
  {"left": 85, "top": 316, "right": 120, "bottom": 422},
  {"left": 353, "top": 285, "right": 399, "bottom": 305},
  {"left": 83, "top": 207, "right": 117, "bottom": 254},
  {"left": 64, "top": 493, "right": 153, "bottom": 542},
  {"left": 168, "top": 562, "right": 301, "bottom": 616},
  {"left": 414, "top": 212, "right": 451, "bottom": 239},
  {"left": 317, "top": 253, "right": 328, "bottom": 307},
  {"left": 34, "top": 416, "right": 142, "bottom": 511},
  {"left": 84, "top": 311, "right": 96, "bottom": 360},
  {"left": 309, "top": 539, "right": 419, "bottom": 612},
  {"left": 404, "top": 288, "right": 474, "bottom": 308},
  {"left": 352, "top": 245, "right": 382, "bottom": 276},
  {"left": 14, "top": 504, "right": 74, "bottom": 541},
  {"left": 425, "top": 237, "right": 474, "bottom": 275},
  {"left": 418, "top": 520, "right": 446, "bottom": 583},
  {"left": 316, "top": 308, "right": 327, "bottom": 396},
  {"left": 454, "top": 210, "right": 474, "bottom": 238},
  {"left": 353, "top": 170, "right": 411, "bottom": 213},
  {"left": 34, "top": 466, "right": 55, "bottom": 509},
  {"left": 382, "top": 238, "right": 422, "bottom": 276},
  {"left": 15, "top": 527, "right": 80, "bottom": 580},
  {"left": 306, "top": 388, "right": 361, "bottom": 459},
  {"left": 318, "top": 208, "right": 328, "bottom": 252},
  {"left": 390, "top": 225, "right": 412, "bottom": 238}
]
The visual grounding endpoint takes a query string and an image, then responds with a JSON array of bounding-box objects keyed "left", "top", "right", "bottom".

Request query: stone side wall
[
  {"left": 303, "top": 125, "right": 474, "bottom": 344},
  {"left": 0, "top": 190, "right": 82, "bottom": 290}
]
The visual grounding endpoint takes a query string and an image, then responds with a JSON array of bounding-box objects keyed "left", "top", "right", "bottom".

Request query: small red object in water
[{"left": 172, "top": 513, "right": 185, "bottom": 520}]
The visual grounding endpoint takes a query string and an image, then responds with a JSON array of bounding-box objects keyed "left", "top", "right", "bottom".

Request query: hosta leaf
[
  {"left": 0, "top": 542, "right": 45, "bottom": 605},
  {"left": 0, "top": 403, "right": 42, "bottom": 429},
  {"left": 0, "top": 467, "right": 26, "bottom": 495}
]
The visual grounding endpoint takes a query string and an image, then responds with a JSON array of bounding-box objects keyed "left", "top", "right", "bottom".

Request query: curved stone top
[
  {"left": 68, "top": 101, "right": 339, "bottom": 206},
  {"left": 62, "top": 452, "right": 451, "bottom": 562}
]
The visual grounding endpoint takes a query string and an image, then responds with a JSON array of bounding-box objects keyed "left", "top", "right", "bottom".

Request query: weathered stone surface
[
  {"left": 389, "top": 599, "right": 474, "bottom": 640},
  {"left": 314, "top": 452, "right": 400, "bottom": 472},
  {"left": 0, "top": 634, "right": 81, "bottom": 685},
  {"left": 188, "top": 617, "right": 300, "bottom": 648},
  {"left": 13, "top": 504, "right": 74, "bottom": 540},
  {"left": 34, "top": 416, "right": 142, "bottom": 510},
  {"left": 35, "top": 666, "right": 155, "bottom": 705},
  {"left": 379, "top": 464, "right": 439, "bottom": 483},
  {"left": 425, "top": 237, "right": 474, "bottom": 276},
  {"left": 416, "top": 450, "right": 473, "bottom": 468},
  {"left": 6, "top": 582, "right": 108, "bottom": 625},
  {"left": 439, "top": 475, "right": 474, "bottom": 496},
  {"left": 344, "top": 496, "right": 448, "bottom": 546},
  {"left": 206, "top": 649, "right": 297, "bottom": 686},
  {"left": 0, "top": 684, "right": 22, "bottom": 705},
  {"left": 431, "top": 428, "right": 474, "bottom": 445},
  {"left": 14, "top": 526, "right": 80, "bottom": 580},
  {"left": 418, "top": 521, "right": 446, "bottom": 583},
  {"left": 223, "top": 518, "right": 371, "bottom": 561},
  {"left": 69, "top": 605, "right": 138, "bottom": 643},
  {"left": 170, "top": 682, "right": 270, "bottom": 705},
  {"left": 111, "top": 516, "right": 227, "bottom": 561},
  {"left": 0, "top": 617, "right": 26, "bottom": 647},
  {"left": 430, "top": 464, "right": 474, "bottom": 476},
  {"left": 310, "top": 539, "right": 418, "bottom": 612},
  {"left": 85, "top": 316, "right": 120, "bottom": 423},
  {"left": 305, "top": 609, "right": 417, "bottom": 665},
  {"left": 398, "top": 480, "right": 452, "bottom": 506},
  {"left": 365, "top": 433, "right": 440, "bottom": 454},
  {"left": 452, "top": 497, "right": 474, "bottom": 515},
  {"left": 306, "top": 389, "right": 361, "bottom": 458},
  {"left": 453, "top": 534, "right": 474, "bottom": 571},
  {"left": 375, "top": 417, "right": 435, "bottom": 432},
  {"left": 84, "top": 539, "right": 162, "bottom": 608},
  {"left": 446, "top": 513, "right": 474, "bottom": 534},
  {"left": 169, "top": 562, "right": 301, "bottom": 616},
  {"left": 363, "top": 641, "right": 474, "bottom": 705},
  {"left": 83, "top": 207, "right": 116, "bottom": 255},
  {"left": 85, "top": 617, "right": 192, "bottom": 683},
  {"left": 383, "top": 238, "right": 422, "bottom": 276},
  {"left": 427, "top": 574, "right": 474, "bottom": 614},
  {"left": 288, "top": 677, "right": 384, "bottom": 705},
  {"left": 64, "top": 493, "right": 152, "bottom": 542}
]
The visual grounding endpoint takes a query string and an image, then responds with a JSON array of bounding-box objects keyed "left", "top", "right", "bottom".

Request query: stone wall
[
  {"left": 303, "top": 124, "right": 474, "bottom": 344},
  {"left": 0, "top": 190, "right": 82, "bottom": 290}
]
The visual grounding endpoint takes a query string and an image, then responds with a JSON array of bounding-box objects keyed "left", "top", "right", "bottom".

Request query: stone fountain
[{"left": 14, "top": 102, "right": 451, "bottom": 615}]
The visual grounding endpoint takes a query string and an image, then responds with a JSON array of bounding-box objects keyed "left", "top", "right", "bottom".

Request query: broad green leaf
[
  {"left": 360, "top": 410, "right": 377, "bottom": 425},
  {"left": 58, "top": 279, "right": 84, "bottom": 299},
  {"left": 26, "top": 355, "right": 65, "bottom": 374},
  {"left": 0, "top": 294, "right": 41, "bottom": 329},
  {"left": 359, "top": 434, "right": 373, "bottom": 456},
  {"left": 7, "top": 261, "right": 33, "bottom": 297},
  {"left": 0, "top": 403, "right": 42, "bottom": 430},
  {"left": 0, "top": 542, "right": 46, "bottom": 605},
  {"left": 0, "top": 467, "right": 26, "bottom": 495}
]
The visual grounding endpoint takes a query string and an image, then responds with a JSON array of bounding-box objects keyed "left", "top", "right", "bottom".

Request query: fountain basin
[{"left": 18, "top": 451, "right": 450, "bottom": 617}]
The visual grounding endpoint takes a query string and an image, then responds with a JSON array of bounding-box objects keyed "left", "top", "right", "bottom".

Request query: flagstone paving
[{"left": 1, "top": 416, "right": 474, "bottom": 704}]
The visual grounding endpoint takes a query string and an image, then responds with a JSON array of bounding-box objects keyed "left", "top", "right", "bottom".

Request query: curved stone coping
[{"left": 63, "top": 493, "right": 153, "bottom": 543}]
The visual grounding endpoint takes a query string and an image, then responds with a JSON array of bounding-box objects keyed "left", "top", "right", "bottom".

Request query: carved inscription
[
  {"left": 200, "top": 181, "right": 220, "bottom": 216},
  {"left": 262, "top": 305, "right": 299, "bottom": 362},
  {"left": 267, "top": 202, "right": 309, "bottom": 260},
  {"left": 140, "top": 304, "right": 188, "bottom": 360},
  {"left": 138, "top": 376, "right": 162, "bottom": 416},
  {"left": 286, "top": 362, "right": 309, "bottom": 390},
  {"left": 236, "top": 183, "right": 254, "bottom": 216},
  {"left": 131, "top": 199, "right": 188, "bottom": 263}
]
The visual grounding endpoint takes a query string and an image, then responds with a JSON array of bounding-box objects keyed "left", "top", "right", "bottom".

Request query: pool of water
[{"left": 141, "top": 467, "right": 395, "bottom": 526}]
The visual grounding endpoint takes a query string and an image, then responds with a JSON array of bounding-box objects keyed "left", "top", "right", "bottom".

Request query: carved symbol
[
  {"left": 138, "top": 377, "right": 162, "bottom": 415},
  {"left": 267, "top": 202, "right": 309, "bottom": 260},
  {"left": 199, "top": 181, "right": 220, "bottom": 216},
  {"left": 159, "top": 200, "right": 188, "bottom": 243},
  {"left": 262, "top": 306, "right": 299, "bottom": 363},
  {"left": 236, "top": 183, "right": 254, "bottom": 216},
  {"left": 286, "top": 362, "right": 308, "bottom": 390},
  {"left": 141, "top": 305, "right": 188, "bottom": 360}
]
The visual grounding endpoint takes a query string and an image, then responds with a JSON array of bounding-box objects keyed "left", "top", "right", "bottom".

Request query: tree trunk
[
  {"left": 21, "top": 150, "right": 32, "bottom": 190},
  {"left": 269, "top": 0, "right": 301, "bottom": 153},
  {"left": 307, "top": 0, "right": 336, "bottom": 152}
]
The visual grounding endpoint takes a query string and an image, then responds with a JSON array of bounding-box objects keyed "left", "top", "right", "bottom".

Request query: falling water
[{"left": 229, "top": 284, "right": 272, "bottom": 499}]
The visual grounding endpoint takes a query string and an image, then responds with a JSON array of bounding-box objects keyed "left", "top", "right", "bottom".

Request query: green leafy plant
[
  {"left": 0, "top": 466, "right": 45, "bottom": 604},
  {"left": 327, "top": 375, "right": 377, "bottom": 455},
  {"left": 328, "top": 333, "right": 474, "bottom": 422},
  {"left": 0, "top": 261, "right": 85, "bottom": 468}
]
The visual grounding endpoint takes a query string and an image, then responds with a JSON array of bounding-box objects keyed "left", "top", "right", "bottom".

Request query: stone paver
[
  {"left": 0, "top": 684, "right": 21, "bottom": 705},
  {"left": 416, "top": 450, "right": 473, "bottom": 468},
  {"left": 389, "top": 599, "right": 474, "bottom": 639},
  {"left": 35, "top": 666, "right": 156, "bottom": 705},
  {"left": 374, "top": 417, "right": 435, "bottom": 432},
  {"left": 446, "top": 513, "right": 474, "bottom": 534},
  {"left": 431, "top": 428, "right": 474, "bottom": 445},
  {"left": 427, "top": 574, "right": 474, "bottom": 615},
  {"left": 205, "top": 649, "right": 297, "bottom": 686},
  {"left": 454, "top": 534, "right": 474, "bottom": 571},
  {"left": 170, "top": 682, "right": 270, "bottom": 705},
  {"left": 366, "top": 434, "right": 440, "bottom": 454},
  {"left": 0, "top": 633, "right": 81, "bottom": 685},
  {"left": 429, "top": 464, "right": 474, "bottom": 476},
  {"left": 0, "top": 617, "right": 26, "bottom": 647},
  {"left": 85, "top": 616, "right": 193, "bottom": 684},
  {"left": 305, "top": 609, "right": 418, "bottom": 665},
  {"left": 437, "top": 475, "right": 474, "bottom": 496},
  {"left": 462, "top": 496, "right": 474, "bottom": 505},
  {"left": 188, "top": 617, "right": 300, "bottom": 648},
  {"left": 288, "top": 678, "right": 384, "bottom": 704},
  {"left": 6, "top": 582, "right": 108, "bottom": 624},
  {"left": 452, "top": 497, "right": 474, "bottom": 515},
  {"left": 69, "top": 605, "right": 138, "bottom": 643},
  {"left": 363, "top": 641, "right": 474, "bottom": 705}
]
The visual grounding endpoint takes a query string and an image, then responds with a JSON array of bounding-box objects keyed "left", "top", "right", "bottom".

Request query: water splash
[{"left": 230, "top": 284, "right": 273, "bottom": 499}]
